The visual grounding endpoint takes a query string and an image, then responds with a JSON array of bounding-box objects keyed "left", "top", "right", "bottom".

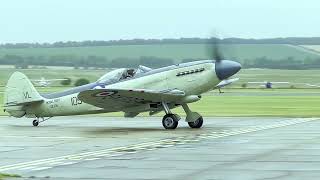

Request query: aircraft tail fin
[{"left": 4, "top": 72, "right": 44, "bottom": 107}]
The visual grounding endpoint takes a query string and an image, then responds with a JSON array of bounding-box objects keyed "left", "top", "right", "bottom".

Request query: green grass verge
[
  {"left": 183, "top": 95, "right": 320, "bottom": 117},
  {"left": 237, "top": 69, "right": 320, "bottom": 86},
  {"left": 0, "top": 173, "right": 21, "bottom": 180},
  {"left": 0, "top": 94, "right": 3, "bottom": 115}
]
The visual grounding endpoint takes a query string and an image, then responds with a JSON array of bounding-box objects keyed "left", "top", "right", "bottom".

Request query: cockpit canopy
[{"left": 97, "top": 65, "right": 152, "bottom": 84}]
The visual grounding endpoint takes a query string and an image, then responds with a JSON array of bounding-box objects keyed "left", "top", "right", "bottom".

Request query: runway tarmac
[{"left": 0, "top": 116, "right": 320, "bottom": 179}]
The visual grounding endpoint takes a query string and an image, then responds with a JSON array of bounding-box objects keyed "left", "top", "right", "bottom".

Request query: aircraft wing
[{"left": 78, "top": 88, "right": 185, "bottom": 108}]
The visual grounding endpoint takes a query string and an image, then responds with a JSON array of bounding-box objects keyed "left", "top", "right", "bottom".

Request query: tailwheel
[
  {"left": 162, "top": 114, "right": 179, "bottom": 129},
  {"left": 188, "top": 116, "right": 203, "bottom": 128},
  {"left": 32, "top": 117, "right": 52, "bottom": 127},
  {"left": 32, "top": 119, "right": 39, "bottom": 127}
]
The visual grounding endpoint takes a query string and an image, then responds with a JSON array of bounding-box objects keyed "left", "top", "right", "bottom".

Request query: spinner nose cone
[{"left": 215, "top": 60, "right": 241, "bottom": 80}]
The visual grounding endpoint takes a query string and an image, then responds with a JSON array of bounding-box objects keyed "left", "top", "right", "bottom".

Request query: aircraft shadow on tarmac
[
  {"left": 84, "top": 127, "right": 165, "bottom": 135},
  {"left": 6, "top": 122, "right": 227, "bottom": 137},
  {"left": 82, "top": 126, "right": 209, "bottom": 135},
  {"left": 7, "top": 124, "right": 190, "bottom": 135}
]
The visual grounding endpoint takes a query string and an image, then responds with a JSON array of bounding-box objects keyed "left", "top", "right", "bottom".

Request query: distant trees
[
  {"left": 181, "top": 58, "right": 203, "bottom": 63},
  {"left": 139, "top": 56, "right": 174, "bottom": 68},
  {"left": 111, "top": 57, "right": 138, "bottom": 68},
  {"left": 243, "top": 56, "right": 320, "bottom": 69},
  {"left": 74, "top": 78, "right": 90, "bottom": 86},
  {"left": 1, "top": 37, "right": 320, "bottom": 70},
  {"left": 61, "top": 78, "right": 72, "bottom": 86},
  {"left": 1, "top": 53, "right": 320, "bottom": 70},
  {"left": 241, "top": 83, "right": 247, "bottom": 88},
  {"left": 109, "top": 56, "right": 174, "bottom": 68},
  {"left": 0, "top": 55, "right": 177, "bottom": 69}
]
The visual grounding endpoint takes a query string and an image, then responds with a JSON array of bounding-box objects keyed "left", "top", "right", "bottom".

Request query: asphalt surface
[{"left": 0, "top": 116, "right": 320, "bottom": 180}]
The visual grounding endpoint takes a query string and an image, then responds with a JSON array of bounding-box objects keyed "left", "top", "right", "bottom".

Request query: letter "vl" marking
[{"left": 23, "top": 92, "right": 31, "bottom": 99}]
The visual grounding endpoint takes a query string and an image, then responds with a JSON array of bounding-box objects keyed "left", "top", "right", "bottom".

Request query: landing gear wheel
[
  {"left": 32, "top": 120, "right": 39, "bottom": 127},
  {"left": 162, "top": 114, "right": 179, "bottom": 129},
  {"left": 188, "top": 116, "right": 203, "bottom": 128}
]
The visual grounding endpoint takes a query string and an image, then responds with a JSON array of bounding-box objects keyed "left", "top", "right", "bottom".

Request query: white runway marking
[
  {"left": 59, "top": 162, "right": 77, "bottom": 166},
  {"left": 32, "top": 167, "right": 52, "bottom": 171},
  {"left": 84, "top": 158, "right": 101, "bottom": 161},
  {"left": 19, "top": 166, "right": 38, "bottom": 170},
  {"left": 0, "top": 118, "right": 317, "bottom": 172},
  {"left": 48, "top": 162, "right": 66, "bottom": 166}
]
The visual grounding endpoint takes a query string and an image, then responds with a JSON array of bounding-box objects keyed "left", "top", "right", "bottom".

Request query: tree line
[
  {"left": 2, "top": 37, "right": 320, "bottom": 49},
  {"left": 0, "top": 55, "right": 174, "bottom": 69},
  {"left": 242, "top": 57, "right": 320, "bottom": 69},
  {"left": 1, "top": 54, "right": 320, "bottom": 70},
  {"left": 182, "top": 57, "right": 320, "bottom": 69}
]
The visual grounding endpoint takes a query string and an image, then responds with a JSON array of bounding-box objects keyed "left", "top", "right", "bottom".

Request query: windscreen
[{"left": 97, "top": 68, "right": 128, "bottom": 84}]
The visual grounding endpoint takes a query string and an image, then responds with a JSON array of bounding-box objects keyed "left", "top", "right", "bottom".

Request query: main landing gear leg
[
  {"left": 182, "top": 104, "right": 203, "bottom": 128},
  {"left": 32, "top": 117, "right": 52, "bottom": 127},
  {"left": 161, "top": 102, "right": 180, "bottom": 129}
]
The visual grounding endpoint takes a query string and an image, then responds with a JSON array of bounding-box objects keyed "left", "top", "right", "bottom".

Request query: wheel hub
[
  {"left": 164, "top": 117, "right": 174, "bottom": 127},
  {"left": 193, "top": 119, "right": 200, "bottom": 125}
]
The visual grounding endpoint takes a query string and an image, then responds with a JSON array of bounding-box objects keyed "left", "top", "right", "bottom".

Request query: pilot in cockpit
[
  {"left": 97, "top": 66, "right": 152, "bottom": 85},
  {"left": 121, "top": 69, "right": 135, "bottom": 80}
]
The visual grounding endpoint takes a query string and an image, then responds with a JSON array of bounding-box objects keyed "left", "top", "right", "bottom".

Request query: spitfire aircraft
[{"left": 3, "top": 58, "right": 241, "bottom": 129}]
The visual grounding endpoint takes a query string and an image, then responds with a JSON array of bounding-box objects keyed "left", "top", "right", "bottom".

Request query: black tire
[
  {"left": 188, "top": 116, "right": 203, "bottom": 128},
  {"left": 32, "top": 120, "right": 39, "bottom": 127},
  {"left": 162, "top": 114, "right": 179, "bottom": 129}
]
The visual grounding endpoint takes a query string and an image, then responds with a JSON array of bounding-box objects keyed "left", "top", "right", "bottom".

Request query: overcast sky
[{"left": 0, "top": 0, "right": 319, "bottom": 43}]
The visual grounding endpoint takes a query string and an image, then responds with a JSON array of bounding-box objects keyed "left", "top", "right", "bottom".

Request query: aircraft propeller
[
  {"left": 207, "top": 37, "right": 241, "bottom": 80},
  {"left": 208, "top": 37, "right": 224, "bottom": 63}
]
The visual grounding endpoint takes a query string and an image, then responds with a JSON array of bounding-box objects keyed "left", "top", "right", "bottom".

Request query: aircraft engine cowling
[{"left": 215, "top": 60, "right": 241, "bottom": 80}]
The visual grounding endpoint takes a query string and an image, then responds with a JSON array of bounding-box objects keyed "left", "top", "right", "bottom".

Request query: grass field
[
  {"left": 0, "top": 173, "right": 20, "bottom": 180},
  {"left": 1, "top": 44, "right": 319, "bottom": 61},
  {"left": 1, "top": 89, "right": 320, "bottom": 117},
  {"left": 184, "top": 95, "right": 320, "bottom": 117},
  {"left": 236, "top": 69, "right": 320, "bottom": 87}
]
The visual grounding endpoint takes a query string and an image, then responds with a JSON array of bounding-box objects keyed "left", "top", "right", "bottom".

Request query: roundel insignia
[{"left": 95, "top": 91, "right": 116, "bottom": 97}]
